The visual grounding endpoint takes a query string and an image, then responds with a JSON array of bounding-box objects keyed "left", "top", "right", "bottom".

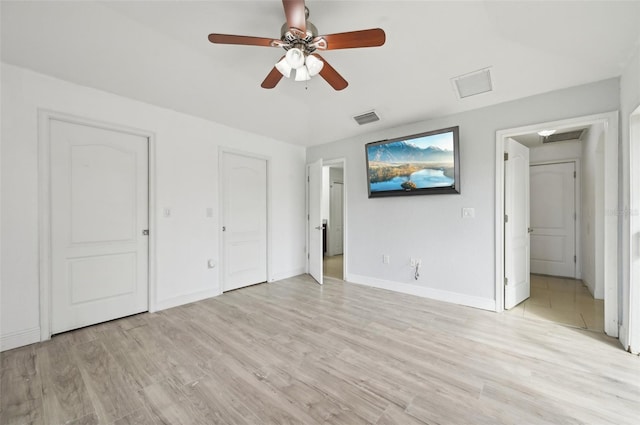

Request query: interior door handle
[
  {"left": 528, "top": 227, "right": 534, "bottom": 233},
  {"left": 315, "top": 226, "right": 322, "bottom": 230}
]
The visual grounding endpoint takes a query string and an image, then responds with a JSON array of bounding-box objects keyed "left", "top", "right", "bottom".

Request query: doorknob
[
  {"left": 315, "top": 226, "right": 322, "bottom": 230},
  {"left": 528, "top": 227, "right": 534, "bottom": 233}
]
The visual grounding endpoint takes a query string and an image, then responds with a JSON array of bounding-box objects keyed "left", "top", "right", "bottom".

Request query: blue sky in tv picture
[{"left": 367, "top": 132, "right": 455, "bottom": 192}]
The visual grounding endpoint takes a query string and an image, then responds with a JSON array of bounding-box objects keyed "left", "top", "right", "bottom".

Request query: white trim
[
  {"left": 349, "top": 274, "right": 496, "bottom": 311},
  {"left": 529, "top": 159, "right": 582, "bottom": 281},
  {"left": 495, "top": 111, "right": 619, "bottom": 338},
  {"left": 154, "top": 289, "right": 220, "bottom": 311},
  {"left": 1, "top": 327, "right": 41, "bottom": 352},
  {"left": 628, "top": 105, "right": 640, "bottom": 354},
  {"left": 218, "top": 148, "right": 271, "bottom": 290},
  {"left": 270, "top": 268, "right": 307, "bottom": 282},
  {"left": 37, "top": 110, "right": 157, "bottom": 340}
]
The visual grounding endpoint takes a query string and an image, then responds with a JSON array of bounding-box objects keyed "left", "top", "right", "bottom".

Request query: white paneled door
[
  {"left": 530, "top": 162, "right": 576, "bottom": 278},
  {"left": 308, "top": 159, "right": 323, "bottom": 285},
  {"left": 504, "top": 138, "right": 531, "bottom": 310},
  {"left": 50, "top": 120, "right": 149, "bottom": 334},
  {"left": 221, "top": 152, "right": 267, "bottom": 292}
]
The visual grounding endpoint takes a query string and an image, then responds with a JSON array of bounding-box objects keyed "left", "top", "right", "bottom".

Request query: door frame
[
  {"left": 218, "top": 148, "right": 272, "bottom": 290},
  {"left": 495, "top": 111, "right": 619, "bottom": 337},
  {"left": 529, "top": 159, "right": 581, "bottom": 280},
  {"left": 38, "top": 110, "right": 157, "bottom": 342},
  {"left": 307, "top": 157, "right": 348, "bottom": 280},
  {"left": 626, "top": 104, "right": 640, "bottom": 353}
]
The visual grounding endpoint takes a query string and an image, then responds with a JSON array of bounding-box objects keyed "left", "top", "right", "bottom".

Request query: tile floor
[
  {"left": 323, "top": 254, "right": 343, "bottom": 280},
  {"left": 507, "top": 274, "right": 604, "bottom": 332}
]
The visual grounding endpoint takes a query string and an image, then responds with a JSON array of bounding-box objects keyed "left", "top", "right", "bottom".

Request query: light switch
[
  {"left": 206, "top": 207, "right": 214, "bottom": 218},
  {"left": 163, "top": 208, "right": 171, "bottom": 217},
  {"left": 462, "top": 207, "right": 475, "bottom": 218}
]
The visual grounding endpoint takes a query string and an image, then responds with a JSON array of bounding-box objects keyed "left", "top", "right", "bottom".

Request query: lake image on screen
[{"left": 367, "top": 132, "right": 455, "bottom": 192}]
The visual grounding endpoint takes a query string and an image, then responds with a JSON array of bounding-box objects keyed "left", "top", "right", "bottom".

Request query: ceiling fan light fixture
[
  {"left": 305, "top": 55, "right": 324, "bottom": 77},
  {"left": 275, "top": 57, "right": 292, "bottom": 78},
  {"left": 285, "top": 47, "right": 305, "bottom": 69},
  {"left": 294, "top": 65, "right": 311, "bottom": 81}
]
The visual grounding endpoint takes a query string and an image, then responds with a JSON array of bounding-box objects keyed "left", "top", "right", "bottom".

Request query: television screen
[{"left": 365, "top": 126, "right": 460, "bottom": 197}]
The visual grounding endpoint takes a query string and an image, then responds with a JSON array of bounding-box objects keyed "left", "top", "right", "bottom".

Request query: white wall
[
  {"left": 0, "top": 63, "right": 306, "bottom": 351},
  {"left": 529, "top": 140, "right": 581, "bottom": 163},
  {"left": 307, "top": 79, "right": 620, "bottom": 310},
  {"left": 620, "top": 44, "right": 640, "bottom": 353}
]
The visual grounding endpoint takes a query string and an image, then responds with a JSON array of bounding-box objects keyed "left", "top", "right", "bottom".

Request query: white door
[
  {"left": 221, "top": 152, "right": 267, "bottom": 292},
  {"left": 50, "top": 120, "right": 149, "bottom": 334},
  {"left": 329, "top": 181, "right": 344, "bottom": 255},
  {"left": 530, "top": 162, "right": 576, "bottom": 278},
  {"left": 308, "top": 159, "right": 323, "bottom": 284},
  {"left": 504, "top": 138, "right": 530, "bottom": 309}
]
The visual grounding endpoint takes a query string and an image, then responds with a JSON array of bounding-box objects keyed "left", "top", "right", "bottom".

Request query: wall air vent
[
  {"left": 353, "top": 110, "right": 380, "bottom": 126},
  {"left": 543, "top": 129, "right": 585, "bottom": 143},
  {"left": 451, "top": 67, "right": 493, "bottom": 99}
]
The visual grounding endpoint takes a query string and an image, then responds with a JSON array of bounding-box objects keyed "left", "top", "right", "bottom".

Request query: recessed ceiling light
[{"left": 537, "top": 130, "right": 556, "bottom": 137}]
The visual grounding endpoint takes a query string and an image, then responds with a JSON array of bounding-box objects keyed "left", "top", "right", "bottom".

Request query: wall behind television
[{"left": 306, "top": 78, "right": 620, "bottom": 310}]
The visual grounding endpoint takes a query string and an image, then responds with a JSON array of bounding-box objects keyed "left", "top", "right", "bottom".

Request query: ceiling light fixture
[
  {"left": 276, "top": 47, "right": 324, "bottom": 82},
  {"left": 537, "top": 130, "right": 556, "bottom": 137}
]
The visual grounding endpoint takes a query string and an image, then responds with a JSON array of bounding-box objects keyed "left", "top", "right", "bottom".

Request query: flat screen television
[{"left": 365, "top": 126, "right": 460, "bottom": 198}]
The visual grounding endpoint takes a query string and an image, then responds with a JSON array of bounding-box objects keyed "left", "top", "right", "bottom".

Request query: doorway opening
[
  {"left": 307, "top": 158, "right": 347, "bottom": 285},
  {"left": 495, "top": 112, "right": 619, "bottom": 337},
  {"left": 322, "top": 163, "right": 344, "bottom": 280}
]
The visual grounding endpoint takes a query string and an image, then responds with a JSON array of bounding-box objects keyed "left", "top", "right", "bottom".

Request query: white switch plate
[
  {"left": 383, "top": 255, "right": 390, "bottom": 264},
  {"left": 163, "top": 208, "right": 171, "bottom": 217},
  {"left": 462, "top": 207, "right": 475, "bottom": 218},
  {"left": 206, "top": 207, "right": 214, "bottom": 218}
]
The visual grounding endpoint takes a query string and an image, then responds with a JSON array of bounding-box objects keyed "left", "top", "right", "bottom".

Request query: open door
[
  {"left": 308, "top": 159, "right": 323, "bottom": 285},
  {"left": 504, "top": 138, "right": 530, "bottom": 309}
]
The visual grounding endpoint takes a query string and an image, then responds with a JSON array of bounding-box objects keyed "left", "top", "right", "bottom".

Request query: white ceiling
[{"left": 2, "top": 1, "right": 640, "bottom": 147}]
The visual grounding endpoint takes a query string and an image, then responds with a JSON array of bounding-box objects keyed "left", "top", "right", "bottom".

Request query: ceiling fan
[{"left": 208, "top": 0, "right": 386, "bottom": 91}]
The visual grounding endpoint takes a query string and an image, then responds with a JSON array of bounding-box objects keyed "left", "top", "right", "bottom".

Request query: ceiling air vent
[
  {"left": 353, "top": 110, "right": 380, "bottom": 126},
  {"left": 451, "top": 67, "right": 493, "bottom": 99},
  {"left": 543, "top": 129, "right": 585, "bottom": 143}
]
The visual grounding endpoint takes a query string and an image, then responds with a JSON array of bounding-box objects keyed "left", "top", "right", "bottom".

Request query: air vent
[
  {"left": 353, "top": 111, "right": 380, "bottom": 126},
  {"left": 451, "top": 67, "right": 493, "bottom": 99},
  {"left": 543, "top": 129, "right": 585, "bottom": 143}
]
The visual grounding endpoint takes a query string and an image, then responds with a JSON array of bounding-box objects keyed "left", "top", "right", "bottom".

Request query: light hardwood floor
[
  {"left": 2, "top": 275, "right": 639, "bottom": 425},
  {"left": 507, "top": 274, "right": 605, "bottom": 331}
]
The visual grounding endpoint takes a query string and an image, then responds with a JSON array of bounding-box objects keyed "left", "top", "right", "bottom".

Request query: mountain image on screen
[
  {"left": 367, "top": 141, "right": 452, "bottom": 163},
  {"left": 367, "top": 139, "right": 456, "bottom": 192}
]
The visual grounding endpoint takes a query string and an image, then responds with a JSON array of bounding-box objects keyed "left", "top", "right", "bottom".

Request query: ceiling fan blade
[
  {"left": 282, "top": 0, "right": 306, "bottom": 37},
  {"left": 313, "top": 28, "right": 386, "bottom": 50},
  {"left": 261, "top": 59, "right": 285, "bottom": 89},
  {"left": 208, "top": 33, "right": 282, "bottom": 47},
  {"left": 313, "top": 54, "right": 348, "bottom": 91}
]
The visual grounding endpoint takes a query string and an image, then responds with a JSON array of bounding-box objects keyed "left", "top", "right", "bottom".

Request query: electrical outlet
[{"left": 383, "top": 255, "right": 390, "bottom": 264}]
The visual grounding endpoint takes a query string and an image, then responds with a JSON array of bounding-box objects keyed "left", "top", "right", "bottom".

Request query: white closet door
[
  {"left": 221, "top": 152, "right": 267, "bottom": 291},
  {"left": 51, "top": 120, "right": 149, "bottom": 334},
  {"left": 530, "top": 162, "right": 576, "bottom": 278}
]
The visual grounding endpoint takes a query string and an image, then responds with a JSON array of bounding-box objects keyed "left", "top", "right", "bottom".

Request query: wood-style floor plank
[{"left": 2, "top": 274, "right": 639, "bottom": 424}]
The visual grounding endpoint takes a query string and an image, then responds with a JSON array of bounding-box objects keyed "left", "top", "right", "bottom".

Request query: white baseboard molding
[
  {"left": 270, "top": 267, "right": 306, "bottom": 282},
  {"left": 154, "top": 288, "right": 221, "bottom": 312},
  {"left": 348, "top": 274, "right": 496, "bottom": 311},
  {"left": 1, "top": 327, "right": 41, "bottom": 352}
]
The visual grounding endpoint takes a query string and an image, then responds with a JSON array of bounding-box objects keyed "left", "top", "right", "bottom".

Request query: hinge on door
[
  {"left": 574, "top": 255, "right": 577, "bottom": 263},
  {"left": 574, "top": 212, "right": 577, "bottom": 221},
  {"left": 574, "top": 171, "right": 577, "bottom": 178},
  {"left": 504, "top": 152, "right": 509, "bottom": 161},
  {"left": 307, "top": 214, "right": 309, "bottom": 221},
  {"left": 142, "top": 229, "right": 149, "bottom": 236},
  {"left": 504, "top": 277, "right": 508, "bottom": 285},
  {"left": 307, "top": 176, "right": 310, "bottom": 182},
  {"left": 504, "top": 214, "right": 509, "bottom": 223},
  {"left": 307, "top": 253, "right": 310, "bottom": 259}
]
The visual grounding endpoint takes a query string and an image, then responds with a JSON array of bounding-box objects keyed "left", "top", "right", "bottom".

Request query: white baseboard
[
  {"left": 348, "top": 274, "right": 496, "bottom": 311},
  {"left": 270, "top": 267, "right": 306, "bottom": 282},
  {"left": 1, "top": 327, "right": 41, "bottom": 352},
  {"left": 153, "top": 288, "right": 221, "bottom": 312}
]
